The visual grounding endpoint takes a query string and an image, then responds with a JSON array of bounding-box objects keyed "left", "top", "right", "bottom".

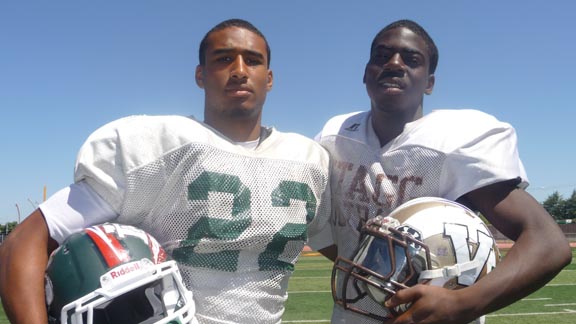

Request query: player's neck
[
  {"left": 414, "top": 104, "right": 423, "bottom": 119},
  {"left": 371, "top": 103, "right": 423, "bottom": 147},
  {"left": 205, "top": 116, "right": 262, "bottom": 142}
]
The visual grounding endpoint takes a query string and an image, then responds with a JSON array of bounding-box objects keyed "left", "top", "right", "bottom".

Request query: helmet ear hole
[{"left": 407, "top": 254, "right": 427, "bottom": 286}]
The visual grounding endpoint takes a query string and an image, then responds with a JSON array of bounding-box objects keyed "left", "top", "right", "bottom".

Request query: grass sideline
[{"left": 1, "top": 249, "right": 574, "bottom": 323}]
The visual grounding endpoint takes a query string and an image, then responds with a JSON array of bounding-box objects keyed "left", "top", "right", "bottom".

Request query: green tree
[
  {"left": 542, "top": 191, "right": 565, "bottom": 220},
  {"left": 6, "top": 221, "right": 17, "bottom": 233},
  {"left": 0, "top": 221, "right": 18, "bottom": 235},
  {"left": 564, "top": 190, "right": 576, "bottom": 220}
]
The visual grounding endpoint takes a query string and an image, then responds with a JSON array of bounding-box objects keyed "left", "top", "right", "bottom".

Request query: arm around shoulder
[{"left": 0, "top": 209, "right": 58, "bottom": 324}]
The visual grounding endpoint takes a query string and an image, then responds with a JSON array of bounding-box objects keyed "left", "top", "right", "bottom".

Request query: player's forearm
[
  {"left": 0, "top": 210, "right": 55, "bottom": 323},
  {"left": 1, "top": 262, "right": 49, "bottom": 323},
  {"left": 460, "top": 185, "right": 572, "bottom": 317},
  {"left": 461, "top": 220, "right": 571, "bottom": 317}
]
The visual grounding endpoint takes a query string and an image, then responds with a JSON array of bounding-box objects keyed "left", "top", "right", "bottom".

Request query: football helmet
[
  {"left": 332, "top": 197, "right": 500, "bottom": 321},
  {"left": 45, "top": 223, "right": 197, "bottom": 324}
]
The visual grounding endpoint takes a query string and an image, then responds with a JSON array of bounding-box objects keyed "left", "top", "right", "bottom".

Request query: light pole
[
  {"left": 15, "top": 203, "right": 21, "bottom": 224},
  {"left": 27, "top": 198, "right": 38, "bottom": 210}
]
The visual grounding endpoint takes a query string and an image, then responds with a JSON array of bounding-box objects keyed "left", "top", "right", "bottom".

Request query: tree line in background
[
  {"left": 542, "top": 190, "right": 576, "bottom": 223},
  {"left": 1, "top": 190, "right": 575, "bottom": 238},
  {"left": 0, "top": 221, "right": 17, "bottom": 235},
  {"left": 0, "top": 221, "right": 18, "bottom": 243}
]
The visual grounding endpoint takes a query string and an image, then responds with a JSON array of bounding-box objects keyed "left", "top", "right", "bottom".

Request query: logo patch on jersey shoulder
[{"left": 345, "top": 123, "right": 361, "bottom": 131}]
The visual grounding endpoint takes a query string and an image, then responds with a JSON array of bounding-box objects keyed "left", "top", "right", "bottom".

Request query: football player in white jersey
[
  {"left": 313, "top": 19, "right": 571, "bottom": 323},
  {"left": 0, "top": 19, "right": 331, "bottom": 324}
]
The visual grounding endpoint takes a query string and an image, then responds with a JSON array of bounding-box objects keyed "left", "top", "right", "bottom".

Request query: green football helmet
[{"left": 45, "top": 223, "right": 197, "bottom": 324}]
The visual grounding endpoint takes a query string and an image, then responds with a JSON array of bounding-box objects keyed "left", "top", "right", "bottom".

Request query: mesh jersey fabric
[
  {"left": 316, "top": 109, "right": 527, "bottom": 324},
  {"left": 44, "top": 115, "right": 331, "bottom": 324}
]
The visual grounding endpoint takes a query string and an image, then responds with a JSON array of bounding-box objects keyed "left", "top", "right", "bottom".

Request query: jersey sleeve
[
  {"left": 437, "top": 110, "right": 529, "bottom": 200},
  {"left": 73, "top": 115, "right": 200, "bottom": 212},
  {"left": 307, "top": 220, "right": 334, "bottom": 251},
  {"left": 306, "top": 171, "right": 333, "bottom": 251},
  {"left": 43, "top": 115, "right": 158, "bottom": 243},
  {"left": 288, "top": 134, "right": 333, "bottom": 251},
  {"left": 73, "top": 116, "right": 134, "bottom": 212},
  {"left": 40, "top": 181, "right": 118, "bottom": 244}
]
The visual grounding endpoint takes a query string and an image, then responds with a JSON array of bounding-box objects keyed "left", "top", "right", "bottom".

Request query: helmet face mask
[
  {"left": 355, "top": 225, "right": 431, "bottom": 304},
  {"left": 45, "top": 223, "right": 196, "bottom": 324},
  {"left": 331, "top": 197, "right": 500, "bottom": 321}
]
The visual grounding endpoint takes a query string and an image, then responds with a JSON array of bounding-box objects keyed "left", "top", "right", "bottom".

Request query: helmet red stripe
[
  {"left": 145, "top": 233, "right": 167, "bottom": 264},
  {"left": 85, "top": 225, "right": 128, "bottom": 268}
]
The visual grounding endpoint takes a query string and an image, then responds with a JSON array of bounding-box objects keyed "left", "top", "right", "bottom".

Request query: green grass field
[
  {"left": 1, "top": 249, "right": 574, "bottom": 324},
  {"left": 283, "top": 249, "right": 576, "bottom": 323}
]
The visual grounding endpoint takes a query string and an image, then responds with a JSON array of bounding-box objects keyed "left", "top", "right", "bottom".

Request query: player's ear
[
  {"left": 424, "top": 74, "right": 435, "bottom": 95},
  {"left": 195, "top": 65, "right": 204, "bottom": 89},
  {"left": 266, "top": 70, "right": 273, "bottom": 91}
]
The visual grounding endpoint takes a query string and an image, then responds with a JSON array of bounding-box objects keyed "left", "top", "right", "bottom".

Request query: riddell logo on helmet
[
  {"left": 100, "top": 259, "right": 154, "bottom": 288},
  {"left": 110, "top": 262, "right": 142, "bottom": 279}
]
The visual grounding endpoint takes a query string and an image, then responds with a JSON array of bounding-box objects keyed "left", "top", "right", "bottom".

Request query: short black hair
[
  {"left": 198, "top": 18, "right": 271, "bottom": 68},
  {"left": 371, "top": 19, "right": 438, "bottom": 74}
]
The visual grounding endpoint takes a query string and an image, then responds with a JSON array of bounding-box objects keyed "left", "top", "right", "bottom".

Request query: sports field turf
[
  {"left": 282, "top": 249, "right": 576, "bottom": 324},
  {"left": 1, "top": 249, "right": 574, "bottom": 323}
]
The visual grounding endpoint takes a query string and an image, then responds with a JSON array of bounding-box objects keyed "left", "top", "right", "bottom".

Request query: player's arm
[
  {"left": 458, "top": 180, "right": 572, "bottom": 316},
  {"left": 0, "top": 208, "right": 58, "bottom": 324}
]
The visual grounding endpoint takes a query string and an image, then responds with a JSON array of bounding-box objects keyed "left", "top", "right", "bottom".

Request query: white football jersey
[
  {"left": 316, "top": 109, "right": 527, "bottom": 324},
  {"left": 45, "top": 115, "right": 331, "bottom": 324}
]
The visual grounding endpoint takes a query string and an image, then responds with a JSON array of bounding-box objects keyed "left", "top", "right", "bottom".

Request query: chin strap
[{"left": 418, "top": 258, "right": 482, "bottom": 280}]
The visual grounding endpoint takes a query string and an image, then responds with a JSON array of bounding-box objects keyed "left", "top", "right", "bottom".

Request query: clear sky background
[{"left": 1, "top": 1, "right": 575, "bottom": 224}]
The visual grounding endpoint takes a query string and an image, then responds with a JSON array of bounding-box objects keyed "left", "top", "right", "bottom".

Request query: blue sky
[{"left": 1, "top": 1, "right": 575, "bottom": 223}]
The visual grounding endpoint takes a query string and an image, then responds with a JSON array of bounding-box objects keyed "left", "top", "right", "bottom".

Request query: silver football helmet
[{"left": 332, "top": 197, "right": 500, "bottom": 321}]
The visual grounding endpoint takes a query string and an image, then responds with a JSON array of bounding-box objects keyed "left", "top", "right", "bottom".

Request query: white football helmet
[
  {"left": 332, "top": 197, "right": 500, "bottom": 321},
  {"left": 45, "top": 223, "right": 198, "bottom": 324}
]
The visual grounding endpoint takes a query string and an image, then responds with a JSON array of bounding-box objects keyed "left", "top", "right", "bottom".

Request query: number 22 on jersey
[{"left": 173, "top": 171, "right": 317, "bottom": 272}]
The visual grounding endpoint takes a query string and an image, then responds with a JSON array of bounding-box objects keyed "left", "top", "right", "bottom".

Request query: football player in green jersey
[{"left": 0, "top": 19, "right": 331, "bottom": 324}]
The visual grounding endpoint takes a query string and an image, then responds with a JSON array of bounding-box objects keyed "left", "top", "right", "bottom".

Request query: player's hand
[{"left": 385, "top": 285, "right": 478, "bottom": 324}]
